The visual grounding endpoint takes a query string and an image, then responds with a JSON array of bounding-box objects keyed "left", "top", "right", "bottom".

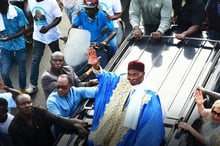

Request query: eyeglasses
[
  {"left": 211, "top": 109, "right": 220, "bottom": 118},
  {"left": 55, "top": 85, "right": 69, "bottom": 90}
]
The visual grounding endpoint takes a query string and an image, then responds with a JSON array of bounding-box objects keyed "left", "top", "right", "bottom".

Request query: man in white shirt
[{"left": 25, "top": 0, "right": 62, "bottom": 94}]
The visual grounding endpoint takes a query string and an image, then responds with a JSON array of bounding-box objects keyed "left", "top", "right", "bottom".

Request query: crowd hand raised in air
[
  {"left": 86, "top": 47, "right": 101, "bottom": 67},
  {"left": 194, "top": 89, "right": 207, "bottom": 105}
]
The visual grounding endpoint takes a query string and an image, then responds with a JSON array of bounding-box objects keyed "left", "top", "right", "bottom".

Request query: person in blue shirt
[
  {"left": 0, "top": 0, "right": 28, "bottom": 93},
  {"left": 72, "top": 0, "right": 116, "bottom": 68},
  {"left": 47, "top": 74, "right": 97, "bottom": 137}
]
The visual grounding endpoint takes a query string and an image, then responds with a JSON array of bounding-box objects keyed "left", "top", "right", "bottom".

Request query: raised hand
[
  {"left": 194, "top": 89, "right": 207, "bottom": 105},
  {"left": 86, "top": 47, "right": 101, "bottom": 69}
]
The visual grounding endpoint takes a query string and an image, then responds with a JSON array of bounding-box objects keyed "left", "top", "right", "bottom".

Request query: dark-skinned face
[
  {"left": 0, "top": 0, "right": 9, "bottom": 14},
  {"left": 55, "top": 77, "right": 71, "bottom": 97},
  {"left": 16, "top": 94, "right": 33, "bottom": 116},
  {"left": 50, "top": 54, "right": 64, "bottom": 71},
  {"left": 127, "top": 69, "right": 145, "bottom": 86},
  {"left": 85, "top": 7, "right": 98, "bottom": 19}
]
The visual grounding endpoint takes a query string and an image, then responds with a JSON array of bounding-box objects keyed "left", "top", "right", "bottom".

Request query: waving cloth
[
  {"left": 0, "top": 5, "right": 18, "bottom": 31},
  {"left": 91, "top": 70, "right": 121, "bottom": 131},
  {"left": 88, "top": 70, "right": 165, "bottom": 146}
]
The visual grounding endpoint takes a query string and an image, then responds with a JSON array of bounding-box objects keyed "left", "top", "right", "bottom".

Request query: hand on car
[
  {"left": 151, "top": 31, "right": 161, "bottom": 39},
  {"left": 175, "top": 33, "right": 186, "bottom": 40},
  {"left": 133, "top": 26, "right": 143, "bottom": 40},
  {"left": 178, "top": 121, "right": 192, "bottom": 131},
  {"left": 74, "top": 123, "right": 89, "bottom": 138}
]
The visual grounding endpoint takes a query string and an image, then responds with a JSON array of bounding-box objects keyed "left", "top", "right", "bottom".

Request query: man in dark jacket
[{"left": 8, "top": 93, "right": 88, "bottom": 146}]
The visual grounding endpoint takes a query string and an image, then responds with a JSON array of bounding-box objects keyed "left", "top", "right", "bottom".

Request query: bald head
[
  {"left": 51, "top": 51, "right": 64, "bottom": 59},
  {"left": 16, "top": 93, "right": 32, "bottom": 105},
  {"left": 16, "top": 94, "right": 33, "bottom": 116},
  {"left": 50, "top": 51, "right": 65, "bottom": 70}
]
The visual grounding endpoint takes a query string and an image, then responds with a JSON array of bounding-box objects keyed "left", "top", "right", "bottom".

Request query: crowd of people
[{"left": 1, "top": 0, "right": 220, "bottom": 145}]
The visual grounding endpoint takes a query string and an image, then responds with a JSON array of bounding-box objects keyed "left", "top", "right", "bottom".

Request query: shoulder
[
  {"left": 47, "top": 92, "right": 59, "bottom": 101},
  {"left": 41, "top": 71, "right": 56, "bottom": 82},
  {"left": 77, "top": 9, "right": 86, "bottom": 16},
  {"left": 31, "top": 106, "right": 48, "bottom": 116},
  {"left": 146, "top": 89, "right": 159, "bottom": 100},
  {"left": 9, "top": 114, "right": 21, "bottom": 129},
  {"left": 63, "top": 66, "right": 73, "bottom": 72},
  {"left": 41, "top": 71, "right": 52, "bottom": 78},
  {"left": 13, "top": 6, "right": 25, "bottom": 16},
  {"left": 97, "top": 9, "right": 107, "bottom": 17},
  {"left": 13, "top": 5, "right": 22, "bottom": 12}
]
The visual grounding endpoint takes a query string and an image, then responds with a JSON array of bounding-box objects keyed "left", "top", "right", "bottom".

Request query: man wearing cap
[
  {"left": 72, "top": 0, "right": 117, "bottom": 68},
  {"left": 86, "top": 47, "right": 165, "bottom": 146}
]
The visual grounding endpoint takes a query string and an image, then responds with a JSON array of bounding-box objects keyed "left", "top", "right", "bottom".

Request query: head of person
[
  {"left": 15, "top": 94, "right": 33, "bottom": 117},
  {"left": 35, "top": 9, "right": 42, "bottom": 16},
  {"left": 127, "top": 60, "right": 145, "bottom": 86},
  {"left": 55, "top": 74, "right": 73, "bottom": 97},
  {"left": 50, "top": 51, "right": 65, "bottom": 71},
  {"left": 0, "top": 98, "right": 8, "bottom": 123},
  {"left": 0, "top": 0, "right": 9, "bottom": 14},
  {"left": 211, "top": 100, "right": 220, "bottom": 124},
  {"left": 83, "top": 0, "right": 99, "bottom": 19}
]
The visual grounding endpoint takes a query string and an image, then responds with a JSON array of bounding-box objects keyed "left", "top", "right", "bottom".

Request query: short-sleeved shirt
[
  {"left": 99, "top": 0, "right": 122, "bottom": 28},
  {"left": 174, "top": 0, "right": 205, "bottom": 28},
  {"left": 28, "top": 0, "right": 62, "bottom": 44},
  {"left": 0, "top": 6, "right": 28, "bottom": 51},
  {"left": 73, "top": 9, "right": 114, "bottom": 42}
]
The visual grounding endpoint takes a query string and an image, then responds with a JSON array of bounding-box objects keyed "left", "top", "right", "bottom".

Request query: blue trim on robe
[
  {"left": 117, "top": 90, "right": 165, "bottom": 146},
  {"left": 91, "top": 70, "right": 121, "bottom": 131},
  {"left": 89, "top": 70, "right": 165, "bottom": 146}
]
